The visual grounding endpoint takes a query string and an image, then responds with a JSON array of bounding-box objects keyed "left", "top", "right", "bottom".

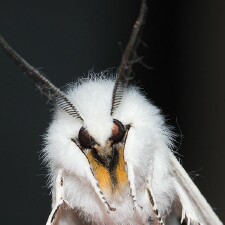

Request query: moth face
[
  {"left": 45, "top": 79, "right": 169, "bottom": 198},
  {"left": 73, "top": 119, "right": 129, "bottom": 194}
]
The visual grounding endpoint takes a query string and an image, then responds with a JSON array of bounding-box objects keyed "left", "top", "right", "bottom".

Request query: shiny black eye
[
  {"left": 78, "top": 127, "right": 95, "bottom": 149},
  {"left": 111, "top": 119, "right": 126, "bottom": 143}
]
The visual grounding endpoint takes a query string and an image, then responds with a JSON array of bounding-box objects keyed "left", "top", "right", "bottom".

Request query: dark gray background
[{"left": 0, "top": 0, "right": 224, "bottom": 224}]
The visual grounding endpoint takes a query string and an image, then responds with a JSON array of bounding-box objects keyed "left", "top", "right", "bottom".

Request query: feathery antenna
[
  {"left": 0, "top": 35, "right": 83, "bottom": 120},
  {"left": 111, "top": 0, "right": 148, "bottom": 115}
]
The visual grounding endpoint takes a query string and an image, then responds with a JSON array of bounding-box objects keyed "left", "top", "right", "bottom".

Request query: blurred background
[{"left": 0, "top": 0, "right": 224, "bottom": 224}]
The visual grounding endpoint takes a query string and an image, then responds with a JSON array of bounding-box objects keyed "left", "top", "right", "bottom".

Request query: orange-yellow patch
[
  {"left": 86, "top": 147, "right": 128, "bottom": 196},
  {"left": 115, "top": 147, "right": 128, "bottom": 193},
  {"left": 86, "top": 152, "right": 112, "bottom": 191}
]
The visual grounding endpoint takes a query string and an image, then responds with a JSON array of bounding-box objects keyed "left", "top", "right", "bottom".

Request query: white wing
[
  {"left": 169, "top": 152, "right": 223, "bottom": 225},
  {"left": 46, "top": 170, "right": 84, "bottom": 225},
  {"left": 52, "top": 206, "right": 84, "bottom": 225}
]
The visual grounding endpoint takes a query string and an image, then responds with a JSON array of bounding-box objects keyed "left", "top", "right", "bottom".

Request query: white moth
[{"left": 0, "top": 1, "right": 223, "bottom": 225}]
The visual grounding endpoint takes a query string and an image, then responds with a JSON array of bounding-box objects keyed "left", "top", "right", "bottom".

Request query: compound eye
[
  {"left": 78, "top": 127, "right": 95, "bottom": 148},
  {"left": 111, "top": 119, "right": 126, "bottom": 143}
]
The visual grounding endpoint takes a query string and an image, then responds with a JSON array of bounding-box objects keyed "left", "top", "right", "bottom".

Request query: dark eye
[
  {"left": 78, "top": 127, "right": 95, "bottom": 148},
  {"left": 111, "top": 119, "right": 126, "bottom": 143}
]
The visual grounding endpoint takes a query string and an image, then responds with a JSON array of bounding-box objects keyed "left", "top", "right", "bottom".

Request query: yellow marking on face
[
  {"left": 86, "top": 146, "right": 128, "bottom": 196},
  {"left": 115, "top": 146, "right": 128, "bottom": 193},
  {"left": 86, "top": 151, "right": 112, "bottom": 191}
]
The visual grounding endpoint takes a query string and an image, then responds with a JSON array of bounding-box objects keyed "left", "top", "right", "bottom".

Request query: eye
[
  {"left": 111, "top": 119, "right": 126, "bottom": 143},
  {"left": 78, "top": 127, "right": 95, "bottom": 149}
]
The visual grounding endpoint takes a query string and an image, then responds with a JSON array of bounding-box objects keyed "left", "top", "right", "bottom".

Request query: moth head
[
  {"left": 46, "top": 78, "right": 132, "bottom": 176},
  {"left": 47, "top": 76, "right": 171, "bottom": 189}
]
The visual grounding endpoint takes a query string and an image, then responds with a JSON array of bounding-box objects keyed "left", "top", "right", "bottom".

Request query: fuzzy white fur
[{"left": 43, "top": 76, "right": 222, "bottom": 225}]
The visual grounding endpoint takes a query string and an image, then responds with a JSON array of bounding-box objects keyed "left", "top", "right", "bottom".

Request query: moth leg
[
  {"left": 146, "top": 180, "right": 165, "bottom": 225},
  {"left": 85, "top": 167, "right": 116, "bottom": 213},
  {"left": 46, "top": 169, "right": 69, "bottom": 225},
  {"left": 126, "top": 161, "right": 141, "bottom": 210}
]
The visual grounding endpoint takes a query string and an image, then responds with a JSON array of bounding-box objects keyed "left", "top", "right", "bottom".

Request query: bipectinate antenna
[
  {"left": 111, "top": 0, "right": 148, "bottom": 115},
  {"left": 0, "top": 35, "right": 83, "bottom": 121}
]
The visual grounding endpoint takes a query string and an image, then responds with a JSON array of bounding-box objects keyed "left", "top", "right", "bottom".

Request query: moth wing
[
  {"left": 52, "top": 205, "right": 84, "bottom": 225},
  {"left": 169, "top": 152, "right": 223, "bottom": 225},
  {"left": 47, "top": 192, "right": 85, "bottom": 225},
  {"left": 46, "top": 170, "right": 85, "bottom": 225}
]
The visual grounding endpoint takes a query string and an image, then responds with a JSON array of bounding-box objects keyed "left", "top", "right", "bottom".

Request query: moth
[{"left": 0, "top": 0, "right": 223, "bottom": 224}]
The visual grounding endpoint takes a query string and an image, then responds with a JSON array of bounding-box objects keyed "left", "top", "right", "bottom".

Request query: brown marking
[
  {"left": 51, "top": 205, "right": 61, "bottom": 223},
  {"left": 60, "top": 178, "right": 63, "bottom": 186},
  {"left": 147, "top": 189, "right": 164, "bottom": 225}
]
